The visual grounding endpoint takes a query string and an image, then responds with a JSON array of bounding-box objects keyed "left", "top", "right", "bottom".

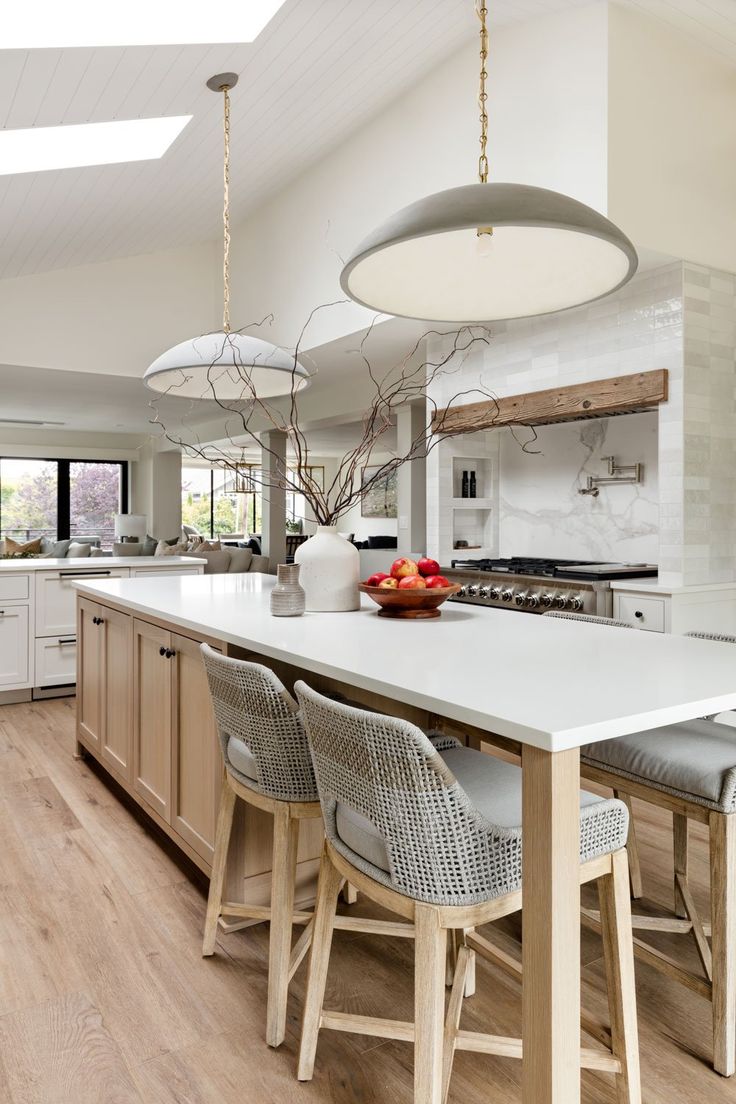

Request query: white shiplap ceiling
[
  {"left": 0, "top": 0, "right": 733, "bottom": 282},
  {"left": 0, "top": 0, "right": 593, "bottom": 280}
]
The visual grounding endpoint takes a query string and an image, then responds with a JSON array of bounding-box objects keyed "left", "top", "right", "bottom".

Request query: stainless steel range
[{"left": 443, "top": 557, "right": 658, "bottom": 617}]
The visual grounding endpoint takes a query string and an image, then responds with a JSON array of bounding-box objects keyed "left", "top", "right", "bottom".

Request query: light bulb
[{"left": 476, "top": 227, "right": 494, "bottom": 258}]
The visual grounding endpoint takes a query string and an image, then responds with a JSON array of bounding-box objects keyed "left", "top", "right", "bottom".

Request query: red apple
[
  {"left": 365, "top": 572, "right": 390, "bottom": 587},
  {"left": 417, "top": 557, "right": 440, "bottom": 577},
  {"left": 397, "top": 574, "right": 427, "bottom": 590},
  {"left": 378, "top": 577, "right": 399, "bottom": 589},
  {"left": 424, "top": 575, "right": 451, "bottom": 589},
  {"left": 390, "top": 557, "right": 419, "bottom": 579}
]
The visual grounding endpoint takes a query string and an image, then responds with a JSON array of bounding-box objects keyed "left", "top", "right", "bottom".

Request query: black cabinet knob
[
  {"left": 165, "top": 648, "right": 176, "bottom": 659},
  {"left": 159, "top": 646, "right": 167, "bottom": 656},
  {"left": 634, "top": 611, "right": 643, "bottom": 620}
]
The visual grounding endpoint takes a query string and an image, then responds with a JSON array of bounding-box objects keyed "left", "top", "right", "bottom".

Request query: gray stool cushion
[
  {"left": 582, "top": 719, "right": 736, "bottom": 813},
  {"left": 227, "top": 735, "right": 259, "bottom": 783},
  {"left": 336, "top": 745, "right": 627, "bottom": 880}
]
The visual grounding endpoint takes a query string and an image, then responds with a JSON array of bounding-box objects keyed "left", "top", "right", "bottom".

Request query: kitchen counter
[
  {"left": 0, "top": 555, "right": 204, "bottom": 570},
  {"left": 610, "top": 576, "right": 736, "bottom": 594},
  {"left": 75, "top": 571, "right": 736, "bottom": 754}
]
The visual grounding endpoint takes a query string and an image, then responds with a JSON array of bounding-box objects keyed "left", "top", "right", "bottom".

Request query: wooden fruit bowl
[{"left": 359, "top": 582, "right": 462, "bottom": 619}]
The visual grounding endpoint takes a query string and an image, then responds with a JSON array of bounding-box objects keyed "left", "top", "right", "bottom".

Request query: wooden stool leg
[
  {"left": 202, "top": 777, "right": 237, "bottom": 957},
  {"left": 342, "top": 882, "right": 358, "bottom": 905},
  {"left": 673, "top": 813, "right": 689, "bottom": 919},
  {"left": 710, "top": 812, "right": 736, "bottom": 1077},
  {"left": 598, "top": 849, "right": 641, "bottom": 1104},
  {"left": 615, "top": 792, "right": 643, "bottom": 900},
  {"left": 266, "top": 805, "right": 300, "bottom": 1048},
  {"left": 414, "top": 903, "right": 446, "bottom": 1104},
  {"left": 298, "top": 844, "right": 344, "bottom": 1080}
]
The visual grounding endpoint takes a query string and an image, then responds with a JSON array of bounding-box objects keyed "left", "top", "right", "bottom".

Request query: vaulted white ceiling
[{"left": 0, "top": 0, "right": 733, "bottom": 283}]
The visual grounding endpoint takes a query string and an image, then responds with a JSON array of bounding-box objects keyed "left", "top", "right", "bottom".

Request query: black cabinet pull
[{"left": 159, "top": 646, "right": 167, "bottom": 656}]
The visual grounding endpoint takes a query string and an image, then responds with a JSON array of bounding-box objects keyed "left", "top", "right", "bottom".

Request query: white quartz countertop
[
  {"left": 609, "top": 577, "right": 736, "bottom": 595},
  {"left": 73, "top": 573, "right": 736, "bottom": 754},
  {"left": 0, "top": 556, "right": 204, "bottom": 571}
]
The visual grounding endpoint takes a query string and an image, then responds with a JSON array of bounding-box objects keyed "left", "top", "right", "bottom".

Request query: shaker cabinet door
[
  {"left": 170, "top": 633, "right": 221, "bottom": 864},
  {"left": 100, "top": 607, "right": 133, "bottom": 782},
  {"left": 77, "top": 599, "right": 102, "bottom": 749},
  {"left": 132, "top": 619, "right": 172, "bottom": 821}
]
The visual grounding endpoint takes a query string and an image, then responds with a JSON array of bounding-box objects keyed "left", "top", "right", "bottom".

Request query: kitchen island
[{"left": 74, "top": 572, "right": 736, "bottom": 1104}]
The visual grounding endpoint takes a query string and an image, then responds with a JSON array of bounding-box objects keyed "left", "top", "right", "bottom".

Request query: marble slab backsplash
[{"left": 497, "top": 412, "right": 658, "bottom": 563}]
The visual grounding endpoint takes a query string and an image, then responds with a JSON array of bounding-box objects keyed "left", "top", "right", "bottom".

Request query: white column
[
  {"left": 261, "top": 430, "right": 287, "bottom": 571},
  {"left": 396, "top": 401, "right": 427, "bottom": 557}
]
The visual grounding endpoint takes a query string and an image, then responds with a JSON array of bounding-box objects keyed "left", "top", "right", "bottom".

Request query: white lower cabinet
[
  {"left": 613, "top": 593, "right": 666, "bottom": 633},
  {"left": 35, "top": 636, "right": 77, "bottom": 688},
  {"left": 0, "top": 605, "right": 30, "bottom": 688},
  {"left": 36, "top": 567, "right": 130, "bottom": 638}
]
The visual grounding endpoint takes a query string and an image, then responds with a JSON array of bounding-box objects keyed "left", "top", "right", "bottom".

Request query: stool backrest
[
  {"left": 200, "top": 644, "right": 317, "bottom": 802},
  {"left": 294, "top": 679, "right": 521, "bottom": 907}
]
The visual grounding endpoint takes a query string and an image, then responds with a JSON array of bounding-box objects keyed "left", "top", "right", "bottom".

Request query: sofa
[{"left": 179, "top": 547, "right": 269, "bottom": 574}]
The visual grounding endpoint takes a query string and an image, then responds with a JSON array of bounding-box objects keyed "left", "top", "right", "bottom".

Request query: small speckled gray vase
[{"left": 270, "top": 563, "right": 306, "bottom": 617}]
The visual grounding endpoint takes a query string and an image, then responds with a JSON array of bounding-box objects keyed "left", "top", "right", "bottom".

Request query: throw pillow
[
  {"left": 189, "top": 536, "right": 221, "bottom": 549},
  {"left": 155, "top": 540, "right": 189, "bottom": 557},
  {"left": 40, "top": 537, "right": 72, "bottom": 558},
  {"left": 226, "top": 547, "right": 253, "bottom": 573},
  {"left": 67, "top": 542, "right": 92, "bottom": 558},
  {"left": 4, "top": 536, "right": 43, "bottom": 556}
]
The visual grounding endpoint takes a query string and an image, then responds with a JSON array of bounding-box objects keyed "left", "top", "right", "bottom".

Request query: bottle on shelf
[
  {"left": 469, "top": 471, "right": 477, "bottom": 498},
  {"left": 461, "top": 470, "right": 469, "bottom": 498}
]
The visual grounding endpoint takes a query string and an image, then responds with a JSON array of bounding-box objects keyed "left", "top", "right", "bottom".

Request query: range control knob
[
  {"left": 526, "top": 593, "right": 540, "bottom": 608},
  {"left": 467, "top": 584, "right": 479, "bottom": 597},
  {"left": 540, "top": 593, "right": 555, "bottom": 608},
  {"left": 489, "top": 585, "right": 501, "bottom": 601},
  {"left": 569, "top": 595, "right": 583, "bottom": 611},
  {"left": 501, "top": 588, "right": 514, "bottom": 602},
  {"left": 514, "top": 592, "right": 527, "bottom": 607},
  {"left": 554, "top": 594, "right": 568, "bottom": 609},
  {"left": 457, "top": 585, "right": 468, "bottom": 597}
]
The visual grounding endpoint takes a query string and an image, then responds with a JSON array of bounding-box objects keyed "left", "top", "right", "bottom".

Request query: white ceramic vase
[{"left": 294, "top": 525, "right": 360, "bottom": 612}]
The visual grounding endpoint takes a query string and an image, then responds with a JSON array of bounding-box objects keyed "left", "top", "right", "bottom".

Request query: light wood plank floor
[{"left": 0, "top": 698, "right": 733, "bottom": 1103}]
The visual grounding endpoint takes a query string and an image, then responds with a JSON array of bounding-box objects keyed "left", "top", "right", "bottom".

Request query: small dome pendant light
[
  {"left": 340, "top": 3, "right": 637, "bottom": 323},
  {"left": 145, "top": 73, "right": 310, "bottom": 399}
]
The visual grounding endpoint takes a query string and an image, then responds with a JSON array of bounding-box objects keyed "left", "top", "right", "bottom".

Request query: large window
[
  {"left": 0, "top": 458, "right": 127, "bottom": 550},
  {"left": 182, "top": 465, "right": 260, "bottom": 539}
]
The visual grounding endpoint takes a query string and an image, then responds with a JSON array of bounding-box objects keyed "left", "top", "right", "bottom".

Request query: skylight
[
  {"left": 0, "top": 116, "right": 192, "bottom": 176},
  {"left": 4, "top": 1, "right": 287, "bottom": 48}
]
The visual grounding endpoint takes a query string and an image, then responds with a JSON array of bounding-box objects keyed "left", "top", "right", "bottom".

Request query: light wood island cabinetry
[{"left": 76, "top": 592, "right": 323, "bottom": 907}]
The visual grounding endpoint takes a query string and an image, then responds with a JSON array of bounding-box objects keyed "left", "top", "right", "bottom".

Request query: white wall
[
  {"left": 0, "top": 240, "right": 219, "bottom": 378},
  {"left": 608, "top": 6, "right": 736, "bottom": 276},
  {"left": 227, "top": 5, "right": 609, "bottom": 353}
]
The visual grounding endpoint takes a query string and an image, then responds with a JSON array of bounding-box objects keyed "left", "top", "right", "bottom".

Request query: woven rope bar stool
[
  {"left": 294, "top": 681, "right": 641, "bottom": 1104},
  {"left": 200, "top": 644, "right": 326, "bottom": 1048},
  {"left": 544, "top": 614, "right": 736, "bottom": 1076},
  {"left": 200, "top": 645, "right": 417, "bottom": 1049}
]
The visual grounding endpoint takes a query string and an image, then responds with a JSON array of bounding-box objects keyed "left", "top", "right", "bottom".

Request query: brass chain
[
  {"left": 222, "top": 83, "right": 231, "bottom": 333},
  {"left": 476, "top": 2, "right": 489, "bottom": 184}
]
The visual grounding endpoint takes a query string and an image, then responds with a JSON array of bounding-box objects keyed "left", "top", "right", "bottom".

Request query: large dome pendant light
[
  {"left": 340, "top": 3, "right": 637, "bottom": 324},
  {"left": 145, "top": 73, "right": 309, "bottom": 399}
]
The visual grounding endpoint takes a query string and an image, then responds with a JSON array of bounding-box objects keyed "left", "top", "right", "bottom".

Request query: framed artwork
[{"left": 360, "top": 465, "right": 397, "bottom": 519}]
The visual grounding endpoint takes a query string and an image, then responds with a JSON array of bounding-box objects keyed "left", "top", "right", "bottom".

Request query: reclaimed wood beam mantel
[{"left": 432, "top": 369, "right": 669, "bottom": 434}]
